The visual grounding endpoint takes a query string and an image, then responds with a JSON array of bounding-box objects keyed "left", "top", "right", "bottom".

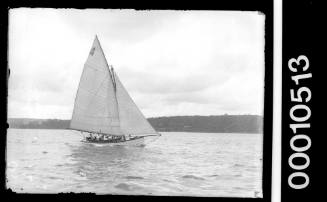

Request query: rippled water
[{"left": 6, "top": 129, "right": 263, "bottom": 197}]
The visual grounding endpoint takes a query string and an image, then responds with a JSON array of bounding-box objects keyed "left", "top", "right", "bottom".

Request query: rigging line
[
  {"left": 107, "top": 65, "right": 121, "bottom": 123},
  {"left": 110, "top": 65, "right": 117, "bottom": 91}
]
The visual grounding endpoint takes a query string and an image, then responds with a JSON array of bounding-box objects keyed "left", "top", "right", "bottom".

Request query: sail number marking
[{"left": 287, "top": 55, "right": 311, "bottom": 189}]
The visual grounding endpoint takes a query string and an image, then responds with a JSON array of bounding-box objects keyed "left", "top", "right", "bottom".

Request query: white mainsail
[
  {"left": 70, "top": 36, "right": 157, "bottom": 136},
  {"left": 70, "top": 36, "right": 122, "bottom": 135}
]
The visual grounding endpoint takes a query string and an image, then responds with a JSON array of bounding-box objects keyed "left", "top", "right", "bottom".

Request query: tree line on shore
[{"left": 8, "top": 115, "right": 263, "bottom": 133}]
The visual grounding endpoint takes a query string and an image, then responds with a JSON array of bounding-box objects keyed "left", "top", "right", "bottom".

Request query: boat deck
[{"left": 83, "top": 136, "right": 144, "bottom": 144}]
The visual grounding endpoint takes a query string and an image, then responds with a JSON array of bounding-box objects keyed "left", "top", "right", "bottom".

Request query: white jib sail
[
  {"left": 113, "top": 71, "right": 157, "bottom": 135},
  {"left": 70, "top": 36, "right": 122, "bottom": 135}
]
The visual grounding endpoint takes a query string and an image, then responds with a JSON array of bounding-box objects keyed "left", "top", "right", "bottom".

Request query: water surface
[{"left": 6, "top": 129, "right": 263, "bottom": 197}]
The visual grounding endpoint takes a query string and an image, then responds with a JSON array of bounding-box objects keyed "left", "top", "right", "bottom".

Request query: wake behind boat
[{"left": 69, "top": 35, "right": 160, "bottom": 146}]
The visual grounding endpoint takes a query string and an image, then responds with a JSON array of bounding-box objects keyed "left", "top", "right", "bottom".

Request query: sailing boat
[{"left": 69, "top": 35, "right": 160, "bottom": 146}]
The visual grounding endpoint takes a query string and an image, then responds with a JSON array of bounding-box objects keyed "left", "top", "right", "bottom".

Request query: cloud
[
  {"left": 57, "top": 9, "right": 182, "bottom": 44},
  {"left": 8, "top": 9, "right": 265, "bottom": 119}
]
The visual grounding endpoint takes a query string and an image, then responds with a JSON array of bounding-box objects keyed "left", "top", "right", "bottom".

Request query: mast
[
  {"left": 109, "top": 65, "right": 121, "bottom": 130},
  {"left": 110, "top": 66, "right": 117, "bottom": 91},
  {"left": 95, "top": 36, "right": 120, "bottom": 126}
]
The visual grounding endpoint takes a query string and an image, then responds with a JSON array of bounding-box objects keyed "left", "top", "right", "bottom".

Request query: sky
[{"left": 8, "top": 9, "right": 265, "bottom": 119}]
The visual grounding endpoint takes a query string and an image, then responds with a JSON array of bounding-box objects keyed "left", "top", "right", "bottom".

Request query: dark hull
[{"left": 82, "top": 136, "right": 145, "bottom": 146}]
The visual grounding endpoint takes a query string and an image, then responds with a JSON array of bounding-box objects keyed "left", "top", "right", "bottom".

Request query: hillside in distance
[
  {"left": 8, "top": 115, "right": 263, "bottom": 133},
  {"left": 148, "top": 115, "right": 263, "bottom": 133}
]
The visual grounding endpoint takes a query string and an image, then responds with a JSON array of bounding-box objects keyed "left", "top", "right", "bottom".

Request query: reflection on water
[{"left": 6, "top": 129, "right": 263, "bottom": 197}]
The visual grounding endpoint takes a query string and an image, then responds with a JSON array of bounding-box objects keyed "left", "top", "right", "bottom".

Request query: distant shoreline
[{"left": 8, "top": 115, "right": 263, "bottom": 134}]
